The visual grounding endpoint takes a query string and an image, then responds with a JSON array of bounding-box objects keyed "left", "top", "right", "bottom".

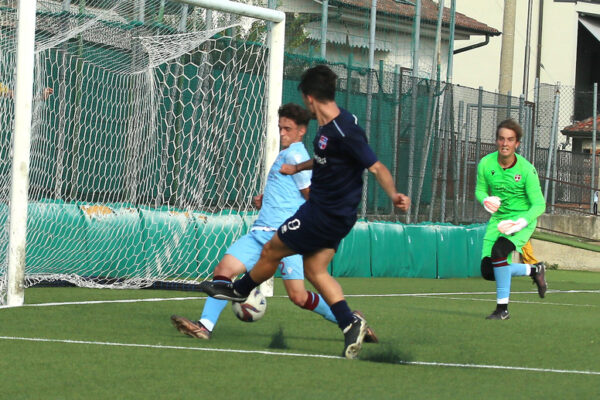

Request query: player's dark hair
[
  {"left": 496, "top": 118, "right": 523, "bottom": 142},
  {"left": 278, "top": 103, "right": 311, "bottom": 127},
  {"left": 297, "top": 65, "right": 337, "bottom": 101}
]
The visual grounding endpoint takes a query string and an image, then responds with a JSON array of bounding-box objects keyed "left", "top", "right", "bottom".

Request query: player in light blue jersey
[{"left": 171, "top": 103, "right": 376, "bottom": 341}]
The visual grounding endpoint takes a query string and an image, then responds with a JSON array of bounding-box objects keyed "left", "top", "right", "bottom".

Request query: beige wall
[{"left": 452, "top": 0, "right": 600, "bottom": 100}]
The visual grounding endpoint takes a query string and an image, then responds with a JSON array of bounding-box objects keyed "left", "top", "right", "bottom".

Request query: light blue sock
[
  {"left": 493, "top": 265, "right": 511, "bottom": 302},
  {"left": 510, "top": 262, "right": 530, "bottom": 277},
  {"left": 302, "top": 291, "right": 337, "bottom": 323},
  {"left": 313, "top": 294, "right": 337, "bottom": 323},
  {"left": 199, "top": 297, "right": 228, "bottom": 331}
]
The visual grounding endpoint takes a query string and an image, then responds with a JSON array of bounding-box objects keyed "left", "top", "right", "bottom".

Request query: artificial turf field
[{"left": 0, "top": 270, "right": 598, "bottom": 399}]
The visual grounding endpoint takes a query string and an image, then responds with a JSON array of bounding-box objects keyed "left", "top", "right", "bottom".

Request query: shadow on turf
[
  {"left": 268, "top": 326, "right": 289, "bottom": 349},
  {"left": 359, "top": 343, "right": 413, "bottom": 364},
  {"left": 265, "top": 327, "right": 412, "bottom": 363}
]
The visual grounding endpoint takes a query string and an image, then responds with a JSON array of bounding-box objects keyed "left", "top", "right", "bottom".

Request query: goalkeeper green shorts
[{"left": 481, "top": 215, "right": 537, "bottom": 259}]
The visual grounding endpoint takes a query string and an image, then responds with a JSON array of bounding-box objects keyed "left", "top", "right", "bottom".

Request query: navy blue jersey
[{"left": 309, "top": 108, "right": 378, "bottom": 216}]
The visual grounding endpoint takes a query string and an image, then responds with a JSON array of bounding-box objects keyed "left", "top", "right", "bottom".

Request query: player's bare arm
[
  {"left": 1, "top": 84, "right": 53, "bottom": 100},
  {"left": 368, "top": 161, "right": 410, "bottom": 212},
  {"left": 253, "top": 194, "right": 263, "bottom": 209},
  {"left": 280, "top": 159, "right": 314, "bottom": 175},
  {"left": 300, "top": 187, "right": 310, "bottom": 200}
]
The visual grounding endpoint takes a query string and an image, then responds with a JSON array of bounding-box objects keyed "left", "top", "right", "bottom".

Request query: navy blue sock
[
  {"left": 232, "top": 273, "right": 258, "bottom": 297},
  {"left": 330, "top": 300, "right": 354, "bottom": 330}
]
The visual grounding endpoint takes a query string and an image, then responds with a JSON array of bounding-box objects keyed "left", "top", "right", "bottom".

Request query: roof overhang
[{"left": 579, "top": 15, "right": 600, "bottom": 43}]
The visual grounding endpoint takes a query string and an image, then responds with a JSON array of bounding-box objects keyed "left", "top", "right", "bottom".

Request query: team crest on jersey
[
  {"left": 318, "top": 135, "right": 328, "bottom": 150},
  {"left": 491, "top": 170, "right": 495, "bottom": 176},
  {"left": 514, "top": 174, "right": 521, "bottom": 182}
]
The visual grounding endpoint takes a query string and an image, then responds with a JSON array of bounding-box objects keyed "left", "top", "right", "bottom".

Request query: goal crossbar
[{"left": 176, "top": 0, "right": 285, "bottom": 23}]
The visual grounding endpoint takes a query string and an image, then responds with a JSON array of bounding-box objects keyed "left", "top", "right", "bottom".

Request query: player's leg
[
  {"left": 198, "top": 254, "right": 247, "bottom": 333},
  {"left": 280, "top": 255, "right": 337, "bottom": 323},
  {"left": 281, "top": 255, "right": 378, "bottom": 342},
  {"left": 173, "top": 234, "right": 260, "bottom": 338},
  {"left": 303, "top": 248, "right": 343, "bottom": 305},
  {"left": 508, "top": 234, "right": 547, "bottom": 298},
  {"left": 486, "top": 237, "right": 515, "bottom": 320},
  {"left": 172, "top": 254, "right": 247, "bottom": 339},
  {"left": 487, "top": 234, "right": 546, "bottom": 318},
  {"left": 282, "top": 279, "right": 337, "bottom": 322},
  {"left": 303, "top": 249, "right": 368, "bottom": 358},
  {"left": 480, "top": 219, "right": 499, "bottom": 282}
]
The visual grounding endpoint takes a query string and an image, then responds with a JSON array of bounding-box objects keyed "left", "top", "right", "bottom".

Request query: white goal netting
[{"left": 0, "top": 0, "right": 276, "bottom": 303}]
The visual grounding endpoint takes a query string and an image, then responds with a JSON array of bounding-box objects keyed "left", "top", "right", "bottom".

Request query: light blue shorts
[{"left": 225, "top": 229, "right": 304, "bottom": 280}]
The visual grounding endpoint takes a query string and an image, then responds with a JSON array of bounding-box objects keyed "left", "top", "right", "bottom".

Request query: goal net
[{"left": 0, "top": 0, "right": 283, "bottom": 304}]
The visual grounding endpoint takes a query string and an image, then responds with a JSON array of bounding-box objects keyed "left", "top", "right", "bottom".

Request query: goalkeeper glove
[
  {"left": 483, "top": 196, "right": 501, "bottom": 213},
  {"left": 497, "top": 218, "right": 528, "bottom": 235}
]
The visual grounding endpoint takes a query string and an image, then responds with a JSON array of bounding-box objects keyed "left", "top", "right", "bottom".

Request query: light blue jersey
[
  {"left": 253, "top": 141, "right": 311, "bottom": 229},
  {"left": 227, "top": 141, "right": 310, "bottom": 274}
]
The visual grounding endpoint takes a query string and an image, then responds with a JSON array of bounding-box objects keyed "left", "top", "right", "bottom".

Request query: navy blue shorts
[{"left": 277, "top": 201, "right": 356, "bottom": 255}]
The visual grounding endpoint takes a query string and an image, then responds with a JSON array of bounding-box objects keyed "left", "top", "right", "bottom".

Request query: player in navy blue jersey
[{"left": 201, "top": 65, "right": 410, "bottom": 359}]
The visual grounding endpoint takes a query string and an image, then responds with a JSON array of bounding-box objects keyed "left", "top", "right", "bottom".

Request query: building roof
[
  {"left": 330, "top": 0, "right": 500, "bottom": 36},
  {"left": 561, "top": 115, "right": 600, "bottom": 137}
]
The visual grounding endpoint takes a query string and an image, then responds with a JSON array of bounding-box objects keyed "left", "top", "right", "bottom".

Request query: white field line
[
  {"left": 0, "top": 289, "right": 597, "bottom": 309},
  {"left": 417, "top": 295, "right": 600, "bottom": 308},
  {"left": 0, "top": 296, "right": 206, "bottom": 309},
  {"left": 0, "top": 335, "right": 598, "bottom": 376}
]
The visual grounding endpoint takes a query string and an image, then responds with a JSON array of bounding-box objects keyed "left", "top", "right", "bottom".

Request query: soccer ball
[{"left": 231, "top": 287, "right": 267, "bottom": 322}]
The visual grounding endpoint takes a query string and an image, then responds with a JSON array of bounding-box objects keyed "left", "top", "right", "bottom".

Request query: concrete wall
[
  {"left": 537, "top": 214, "right": 600, "bottom": 241},
  {"left": 531, "top": 238, "right": 599, "bottom": 271}
]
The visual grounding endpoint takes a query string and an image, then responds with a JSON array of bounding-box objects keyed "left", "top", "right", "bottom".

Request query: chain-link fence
[
  {"left": 271, "top": 0, "right": 599, "bottom": 225},
  {"left": 534, "top": 84, "right": 600, "bottom": 216},
  {"left": 3, "top": 0, "right": 598, "bottom": 225},
  {"left": 280, "top": 56, "right": 599, "bottom": 224}
]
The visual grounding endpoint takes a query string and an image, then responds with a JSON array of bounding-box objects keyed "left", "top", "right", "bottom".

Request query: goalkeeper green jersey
[
  {"left": 475, "top": 151, "right": 545, "bottom": 225},
  {"left": 476, "top": 151, "right": 546, "bottom": 258}
]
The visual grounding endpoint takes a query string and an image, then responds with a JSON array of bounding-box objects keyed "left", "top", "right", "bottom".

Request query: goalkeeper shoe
[
  {"left": 199, "top": 280, "right": 247, "bottom": 302},
  {"left": 532, "top": 262, "right": 547, "bottom": 298},
  {"left": 170, "top": 315, "right": 211, "bottom": 340},
  {"left": 342, "top": 311, "right": 368, "bottom": 359},
  {"left": 485, "top": 309, "right": 510, "bottom": 320},
  {"left": 353, "top": 310, "right": 379, "bottom": 343}
]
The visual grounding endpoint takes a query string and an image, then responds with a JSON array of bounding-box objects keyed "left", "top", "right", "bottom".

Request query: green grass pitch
[{"left": 0, "top": 270, "right": 598, "bottom": 399}]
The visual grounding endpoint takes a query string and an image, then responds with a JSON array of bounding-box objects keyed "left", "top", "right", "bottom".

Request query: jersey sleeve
[
  {"left": 475, "top": 159, "right": 489, "bottom": 205},
  {"left": 285, "top": 147, "right": 311, "bottom": 190},
  {"left": 522, "top": 165, "right": 546, "bottom": 224},
  {"left": 340, "top": 129, "right": 378, "bottom": 169}
]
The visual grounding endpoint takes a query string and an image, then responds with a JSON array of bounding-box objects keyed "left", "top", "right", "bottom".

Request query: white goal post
[
  {"left": 176, "top": 0, "right": 286, "bottom": 298},
  {"left": 2, "top": 0, "right": 285, "bottom": 306},
  {"left": 6, "top": 0, "right": 40, "bottom": 307}
]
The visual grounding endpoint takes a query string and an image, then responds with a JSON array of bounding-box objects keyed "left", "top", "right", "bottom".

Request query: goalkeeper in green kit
[{"left": 475, "top": 119, "right": 547, "bottom": 320}]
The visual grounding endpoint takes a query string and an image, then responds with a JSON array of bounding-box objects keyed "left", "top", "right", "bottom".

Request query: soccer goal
[{"left": 0, "top": 0, "right": 285, "bottom": 306}]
